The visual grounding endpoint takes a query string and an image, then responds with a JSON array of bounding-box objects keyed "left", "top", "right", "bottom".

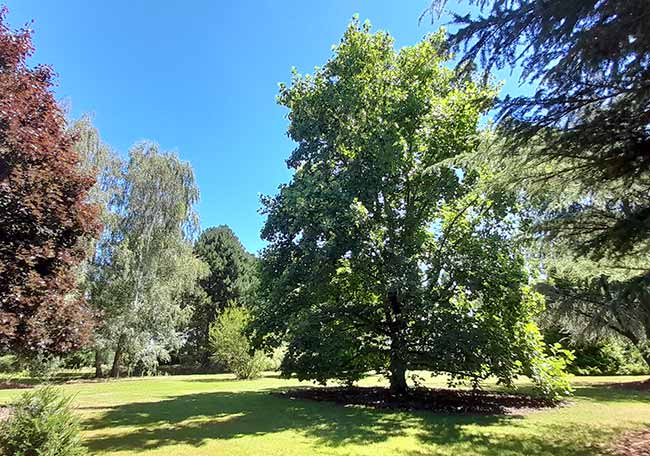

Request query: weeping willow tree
[{"left": 70, "top": 116, "right": 123, "bottom": 376}]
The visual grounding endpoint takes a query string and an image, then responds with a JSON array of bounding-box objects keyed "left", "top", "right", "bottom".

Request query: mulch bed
[
  {"left": 274, "top": 386, "right": 561, "bottom": 415},
  {"left": 610, "top": 429, "right": 650, "bottom": 456},
  {"left": 0, "top": 381, "right": 32, "bottom": 390},
  {"left": 608, "top": 379, "right": 650, "bottom": 392}
]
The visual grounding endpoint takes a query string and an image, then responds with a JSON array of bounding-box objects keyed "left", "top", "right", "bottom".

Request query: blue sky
[{"left": 4, "top": 1, "right": 525, "bottom": 253}]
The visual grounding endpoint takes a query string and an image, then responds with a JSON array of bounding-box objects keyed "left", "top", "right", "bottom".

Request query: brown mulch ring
[
  {"left": 274, "top": 386, "right": 562, "bottom": 415},
  {"left": 610, "top": 429, "right": 650, "bottom": 456},
  {"left": 0, "top": 381, "right": 32, "bottom": 390}
]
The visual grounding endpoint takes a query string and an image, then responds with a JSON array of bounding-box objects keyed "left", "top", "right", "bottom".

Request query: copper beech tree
[{"left": 0, "top": 8, "right": 100, "bottom": 354}]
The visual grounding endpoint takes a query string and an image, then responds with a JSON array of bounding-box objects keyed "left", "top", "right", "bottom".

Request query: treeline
[
  {"left": 74, "top": 117, "right": 261, "bottom": 377},
  {"left": 3, "top": 111, "right": 262, "bottom": 378},
  {"left": 0, "top": 5, "right": 262, "bottom": 376}
]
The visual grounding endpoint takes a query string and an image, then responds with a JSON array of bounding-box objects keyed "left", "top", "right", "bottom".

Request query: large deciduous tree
[
  {"left": 70, "top": 116, "right": 123, "bottom": 225},
  {"left": 254, "top": 20, "right": 570, "bottom": 396},
  {"left": 188, "top": 226, "right": 258, "bottom": 366},
  {"left": 0, "top": 9, "right": 100, "bottom": 354}
]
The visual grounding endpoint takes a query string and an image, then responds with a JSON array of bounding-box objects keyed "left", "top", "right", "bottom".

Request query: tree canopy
[
  {"left": 0, "top": 8, "right": 100, "bottom": 355},
  {"left": 428, "top": 0, "right": 650, "bottom": 261},
  {"left": 425, "top": 1, "right": 649, "bottom": 367},
  {"left": 253, "top": 19, "right": 570, "bottom": 396},
  {"left": 69, "top": 116, "right": 124, "bottom": 376}
]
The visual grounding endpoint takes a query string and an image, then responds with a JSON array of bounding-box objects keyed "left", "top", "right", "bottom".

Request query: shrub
[
  {"left": 209, "top": 306, "right": 267, "bottom": 379},
  {"left": 521, "top": 324, "right": 574, "bottom": 399},
  {"left": 18, "top": 354, "right": 62, "bottom": 380},
  {"left": 0, "top": 386, "right": 87, "bottom": 456},
  {"left": 543, "top": 328, "right": 650, "bottom": 376},
  {"left": 62, "top": 350, "right": 94, "bottom": 370},
  {"left": 266, "top": 345, "right": 286, "bottom": 371},
  {"left": 0, "top": 355, "right": 17, "bottom": 374}
]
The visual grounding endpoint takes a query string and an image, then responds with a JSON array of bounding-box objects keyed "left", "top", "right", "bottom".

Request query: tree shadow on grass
[
  {"left": 179, "top": 372, "right": 284, "bottom": 383},
  {"left": 412, "top": 419, "right": 627, "bottom": 456},
  {"left": 571, "top": 385, "right": 650, "bottom": 404},
  {"left": 80, "top": 386, "right": 636, "bottom": 455},
  {"left": 82, "top": 389, "right": 450, "bottom": 451}
]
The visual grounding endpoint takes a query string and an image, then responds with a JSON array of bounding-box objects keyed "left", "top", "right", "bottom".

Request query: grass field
[{"left": 1, "top": 373, "right": 649, "bottom": 455}]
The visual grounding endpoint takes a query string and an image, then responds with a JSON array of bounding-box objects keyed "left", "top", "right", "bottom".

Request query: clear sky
[{"left": 3, "top": 1, "right": 525, "bottom": 253}]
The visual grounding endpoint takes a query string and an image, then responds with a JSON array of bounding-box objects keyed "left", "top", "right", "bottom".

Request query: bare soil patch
[
  {"left": 611, "top": 428, "right": 650, "bottom": 456},
  {"left": 275, "top": 386, "right": 560, "bottom": 415}
]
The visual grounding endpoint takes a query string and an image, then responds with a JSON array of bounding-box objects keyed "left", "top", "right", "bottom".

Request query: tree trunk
[
  {"left": 201, "top": 351, "right": 211, "bottom": 369},
  {"left": 387, "top": 291, "right": 408, "bottom": 395},
  {"left": 389, "top": 352, "right": 408, "bottom": 395},
  {"left": 111, "top": 334, "right": 126, "bottom": 378},
  {"left": 94, "top": 349, "right": 103, "bottom": 378},
  {"left": 201, "top": 317, "right": 211, "bottom": 368}
]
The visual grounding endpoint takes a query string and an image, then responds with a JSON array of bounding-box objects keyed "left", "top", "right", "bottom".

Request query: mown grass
[{"left": 0, "top": 373, "right": 648, "bottom": 455}]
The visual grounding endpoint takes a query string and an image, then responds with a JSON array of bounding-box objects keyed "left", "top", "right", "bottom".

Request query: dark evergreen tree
[
  {"left": 427, "top": 0, "right": 650, "bottom": 260},
  {"left": 538, "top": 255, "right": 650, "bottom": 367},
  {"left": 190, "top": 226, "right": 258, "bottom": 366}
]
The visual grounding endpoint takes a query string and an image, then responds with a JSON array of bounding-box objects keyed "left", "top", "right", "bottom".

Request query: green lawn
[{"left": 0, "top": 373, "right": 648, "bottom": 455}]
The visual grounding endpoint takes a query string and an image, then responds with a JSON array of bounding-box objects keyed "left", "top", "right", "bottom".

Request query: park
[{"left": 0, "top": 1, "right": 648, "bottom": 455}]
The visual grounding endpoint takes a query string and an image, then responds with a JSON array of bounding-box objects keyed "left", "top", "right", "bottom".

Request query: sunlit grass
[{"left": 0, "top": 372, "right": 648, "bottom": 455}]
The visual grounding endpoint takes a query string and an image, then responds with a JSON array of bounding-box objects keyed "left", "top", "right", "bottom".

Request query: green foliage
[
  {"left": 195, "top": 226, "right": 258, "bottom": 310},
  {"left": 61, "top": 350, "right": 95, "bottom": 370},
  {"left": 70, "top": 115, "right": 123, "bottom": 231},
  {"left": 83, "top": 141, "right": 207, "bottom": 377},
  {"left": 520, "top": 325, "right": 574, "bottom": 398},
  {"left": 537, "top": 254, "right": 650, "bottom": 368},
  {"left": 544, "top": 328, "right": 649, "bottom": 376},
  {"left": 254, "top": 19, "right": 569, "bottom": 397},
  {"left": 209, "top": 307, "right": 267, "bottom": 379},
  {"left": 0, "top": 387, "right": 87, "bottom": 456},
  {"left": 18, "top": 354, "right": 62, "bottom": 380},
  {"left": 188, "top": 226, "right": 259, "bottom": 366},
  {"left": 428, "top": 0, "right": 650, "bottom": 261},
  {"left": 426, "top": 0, "right": 650, "bottom": 384},
  {"left": 0, "top": 355, "right": 16, "bottom": 374},
  {"left": 70, "top": 117, "right": 123, "bottom": 378},
  {"left": 572, "top": 341, "right": 648, "bottom": 376}
]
